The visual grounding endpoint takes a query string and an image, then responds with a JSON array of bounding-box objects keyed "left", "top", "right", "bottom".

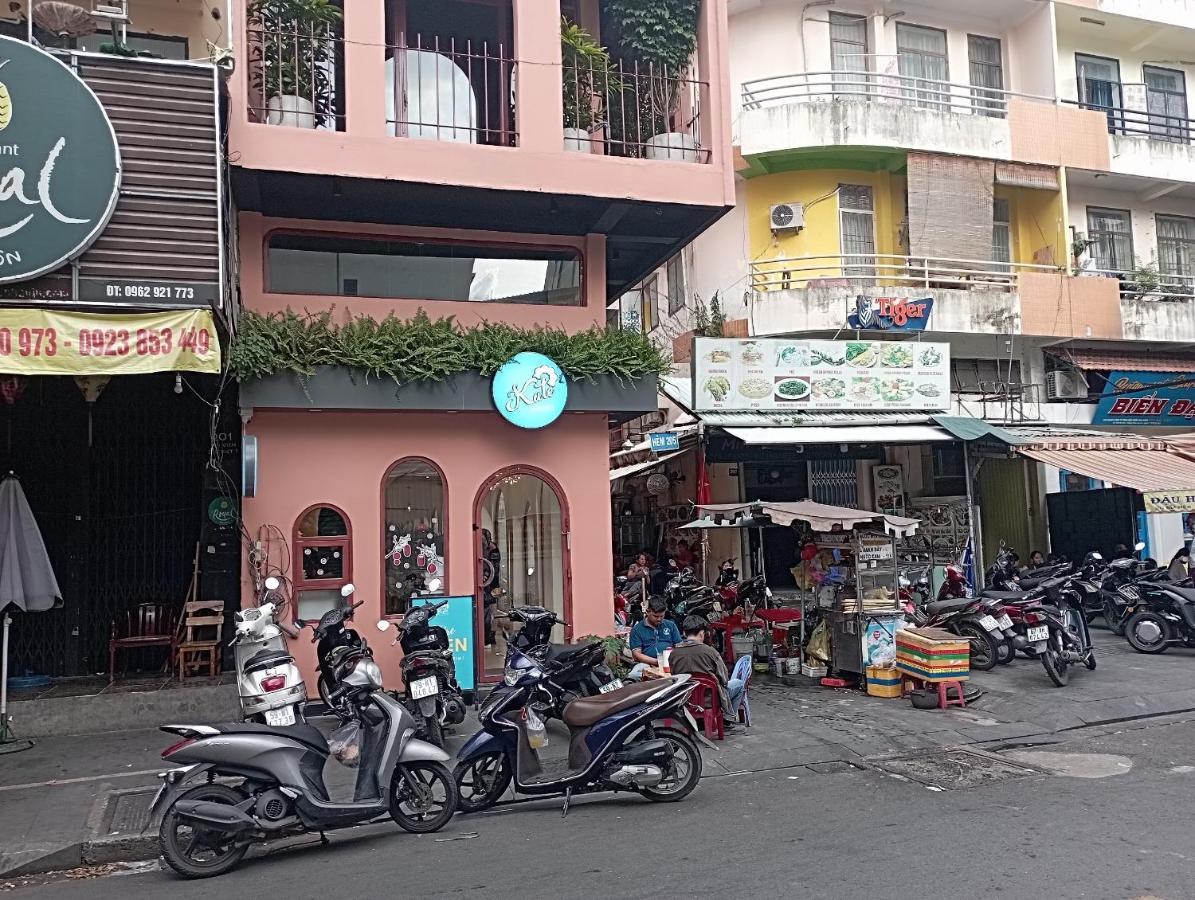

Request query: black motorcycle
[
  {"left": 1121, "top": 576, "right": 1195, "bottom": 654},
  {"left": 294, "top": 587, "right": 369, "bottom": 721},
  {"left": 499, "top": 605, "right": 618, "bottom": 721},
  {"left": 1017, "top": 575, "right": 1096, "bottom": 687},
  {"left": 377, "top": 599, "right": 466, "bottom": 748},
  {"left": 660, "top": 569, "right": 719, "bottom": 623},
  {"left": 1097, "top": 543, "right": 1154, "bottom": 634}
]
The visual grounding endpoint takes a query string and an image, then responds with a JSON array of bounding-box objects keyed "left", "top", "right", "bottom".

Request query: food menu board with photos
[{"left": 692, "top": 337, "right": 950, "bottom": 412}]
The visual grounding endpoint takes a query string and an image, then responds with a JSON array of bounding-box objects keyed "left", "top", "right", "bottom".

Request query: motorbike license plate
[
  {"left": 978, "top": 614, "right": 1000, "bottom": 633},
  {"left": 997, "top": 614, "right": 1013, "bottom": 630},
  {"left": 265, "top": 706, "right": 295, "bottom": 727},
  {"left": 410, "top": 676, "right": 439, "bottom": 700},
  {"left": 599, "top": 679, "right": 624, "bottom": 694},
  {"left": 1026, "top": 626, "right": 1049, "bottom": 643}
]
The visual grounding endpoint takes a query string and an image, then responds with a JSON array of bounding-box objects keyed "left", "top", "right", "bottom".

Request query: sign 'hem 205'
[{"left": 0, "top": 36, "right": 121, "bottom": 284}]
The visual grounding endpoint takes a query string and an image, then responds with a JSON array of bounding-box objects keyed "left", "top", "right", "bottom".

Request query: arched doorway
[{"left": 475, "top": 467, "right": 570, "bottom": 680}]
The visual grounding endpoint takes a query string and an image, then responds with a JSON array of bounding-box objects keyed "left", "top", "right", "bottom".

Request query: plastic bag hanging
[
  {"left": 328, "top": 720, "right": 361, "bottom": 767},
  {"left": 525, "top": 706, "right": 548, "bottom": 750}
]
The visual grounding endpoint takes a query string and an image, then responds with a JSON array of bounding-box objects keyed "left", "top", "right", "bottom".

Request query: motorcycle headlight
[{"left": 503, "top": 668, "right": 520, "bottom": 686}]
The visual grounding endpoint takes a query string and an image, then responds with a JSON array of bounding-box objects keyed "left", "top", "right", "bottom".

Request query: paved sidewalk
[{"left": 3, "top": 628, "right": 1193, "bottom": 878}]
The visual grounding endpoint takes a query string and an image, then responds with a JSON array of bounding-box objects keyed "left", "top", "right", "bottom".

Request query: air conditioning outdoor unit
[
  {"left": 1045, "top": 369, "right": 1088, "bottom": 401},
  {"left": 770, "top": 202, "right": 805, "bottom": 232}
]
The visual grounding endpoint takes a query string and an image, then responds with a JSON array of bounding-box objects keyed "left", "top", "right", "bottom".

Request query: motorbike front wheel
[
  {"left": 389, "top": 761, "right": 459, "bottom": 833},
  {"left": 1125, "top": 610, "right": 1171, "bottom": 654},
  {"left": 637, "top": 726, "right": 703, "bottom": 803},
  {"left": 1041, "top": 633, "right": 1070, "bottom": 687},
  {"left": 955, "top": 622, "right": 998, "bottom": 671},
  {"left": 158, "top": 783, "right": 250, "bottom": 879},
  {"left": 455, "top": 752, "right": 513, "bottom": 813}
]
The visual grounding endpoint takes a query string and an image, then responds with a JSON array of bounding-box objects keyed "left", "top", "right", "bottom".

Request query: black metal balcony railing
[
  {"left": 1069, "top": 98, "right": 1195, "bottom": 144},
  {"left": 246, "top": 20, "right": 347, "bottom": 131},
  {"left": 387, "top": 33, "right": 516, "bottom": 146},
  {"left": 562, "top": 59, "right": 710, "bottom": 162}
]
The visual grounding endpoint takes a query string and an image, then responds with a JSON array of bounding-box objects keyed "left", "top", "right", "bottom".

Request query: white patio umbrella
[{"left": 0, "top": 474, "right": 60, "bottom": 752}]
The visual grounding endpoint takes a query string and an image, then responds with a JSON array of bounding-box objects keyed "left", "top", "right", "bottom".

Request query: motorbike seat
[
  {"left": 562, "top": 680, "right": 670, "bottom": 728},
  {"left": 924, "top": 597, "right": 971, "bottom": 616},
  {"left": 981, "top": 590, "right": 1032, "bottom": 602},
  {"left": 546, "top": 642, "right": 593, "bottom": 663},
  {"left": 213, "top": 722, "right": 328, "bottom": 754},
  {"left": 243, "top": 648, "right": 293, "bottom": 673},
  {"left": 1163, "top": 585, "right": 1195, "bottom": 603}
]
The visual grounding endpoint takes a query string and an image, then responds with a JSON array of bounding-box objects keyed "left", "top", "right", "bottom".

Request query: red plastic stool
[{"left": 935, "top": 680, "right": 966, "bottom": 709}]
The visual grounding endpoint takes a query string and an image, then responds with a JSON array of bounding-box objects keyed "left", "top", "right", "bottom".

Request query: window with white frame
[
  {"left": 1086, "top": 207, "right": 1133, "bottom": 272},
  {"left": 992, "top": 198, "right": 1011, "bottom": 272},
  {"left": 839, "top": 184, "right": 876, "bottom": 277},
  {"left": 896, "top": 23, "right": 949, "bottom": 110},
  {"left": 967, "top": 35, "right": 1004, "bottom": 118},
  {"left": 829, "top": 12, "right": 869, "bottom": 94},
  {"left": 1157, "top": 214, "right": 1195, "bottom": 294}
]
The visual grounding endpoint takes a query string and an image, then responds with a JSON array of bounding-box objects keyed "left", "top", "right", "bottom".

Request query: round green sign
[
  {"left": 208, "top": 496, "right": 237, "bottom": 527},
  {"left": 0, "top": 36, "right": 120, "bottom": 283}
]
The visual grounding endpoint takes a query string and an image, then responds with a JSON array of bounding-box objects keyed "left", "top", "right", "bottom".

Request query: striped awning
[{"left": 1016, "top": 447, "right": 1195, "bottom": 492}]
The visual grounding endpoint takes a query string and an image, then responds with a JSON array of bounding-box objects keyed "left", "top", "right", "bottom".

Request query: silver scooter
[
  {"left": 151, "top": 644, "right": 458, "bottom": 879},
  {"left": 233, "top": 576, "right": 307, "bottom": 726}
]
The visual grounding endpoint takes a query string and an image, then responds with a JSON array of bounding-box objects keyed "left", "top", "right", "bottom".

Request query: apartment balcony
[
  {"left": 227, "top": 1, "right": 734, "bottom": 299},
  {"left": 1055, "top": 0, "right": 1195, "bottom": 28},
  {"left": 1065, "top": 96, "right": 1195, "bottom": 183},
  {"left": 747, "top": 255, "right": 1142, "bottom": 342}
]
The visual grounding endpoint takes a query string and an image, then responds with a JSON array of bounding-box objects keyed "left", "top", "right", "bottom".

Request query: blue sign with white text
[
  {"left": 1094, "top": 371, "right": 1195, "bottom": 426},
  {"left": 492, "top": 352, "right": 568, "bottom": 429},
  {"left": 408, "top": 595, "right": 476, "bottom": 691},
  {"left": 649, "top": 432, "right": 681, "bottom": 452}
]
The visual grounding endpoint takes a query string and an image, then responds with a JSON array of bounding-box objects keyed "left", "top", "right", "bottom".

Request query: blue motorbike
[{"left": 453, "top": 650, "right": 703, "bottom": 814}]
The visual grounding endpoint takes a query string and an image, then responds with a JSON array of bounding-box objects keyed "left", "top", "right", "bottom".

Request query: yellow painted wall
[
  {"left": 996, "top": 185, "right": 1066, "bottom": 268},
  {"left": 745, "top": 170, "right": 906, "bottom": 286}
]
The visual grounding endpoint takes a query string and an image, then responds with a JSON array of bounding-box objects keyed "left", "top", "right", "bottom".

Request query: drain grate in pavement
[
  {"left": 94, "top": 787, "right": 158, "bottom": 836},
  {"left": 869, "top": 748, "right": 1040, "bottom": 790}
]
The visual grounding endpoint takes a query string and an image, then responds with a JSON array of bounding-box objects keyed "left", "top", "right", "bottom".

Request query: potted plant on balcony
[
  {"left": 561, "top": 18, "right": 620, "bottom": 152},
  {"left": 604, "top": 0, "right": 701, "bottom": 162},
  {"left": 248, "top": 0, "right": 343, "bottom": 129}
]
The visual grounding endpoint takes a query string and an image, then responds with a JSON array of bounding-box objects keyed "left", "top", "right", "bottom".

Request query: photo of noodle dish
[
  {"left": 740, "top": 342, "right": 765, "bottom": 365},
  {"left": 849, "top": 377, "right": 878, "bottom": 403},
  {"left": 738, "top": 377, "right": 772, "bottom": 399}
]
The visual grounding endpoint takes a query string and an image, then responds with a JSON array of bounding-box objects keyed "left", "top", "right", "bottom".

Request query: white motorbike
[{"left": 233, "top": 576, "right": 307, "bottom": 726}]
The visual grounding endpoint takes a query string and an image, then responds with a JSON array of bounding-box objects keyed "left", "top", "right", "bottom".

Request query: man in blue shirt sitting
[{"left": 626, "top": 598, "right": 682, "bottom": 680}]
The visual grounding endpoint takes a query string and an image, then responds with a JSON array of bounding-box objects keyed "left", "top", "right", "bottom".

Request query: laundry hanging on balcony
[{"left": 906, "top": 152, "right": 995, "bottom": 268}]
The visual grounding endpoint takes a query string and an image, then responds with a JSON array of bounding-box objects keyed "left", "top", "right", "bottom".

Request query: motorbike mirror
[
  {"left": 427, "top": 578, "right": 442, "bottom": 592},
  {"left": 264, "top": 576, "right": 280, "bottom": 591},
  {"left": 340, "top": 583, "right": 356, "bottom": 597},
  {"left": 376, "top": 620, "right": 392, "bottom": 632},
  {"left": 1134, "top": 541, "right": 1146, "bottom": 552}
]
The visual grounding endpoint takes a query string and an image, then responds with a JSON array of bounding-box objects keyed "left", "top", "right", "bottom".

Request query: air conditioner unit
[
  {"left": 770, "top": 202, "right": 805, "bottom": 232},
  {"left": 1045, "top": 370, "right": 1088, "bottom": 401}
]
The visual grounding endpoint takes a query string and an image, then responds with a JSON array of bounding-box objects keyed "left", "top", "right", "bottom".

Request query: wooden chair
[
  {"left": 177, "top": 600, "right": 225, "bottom": 681},
  {"left": 109, "top": 603, "right": 179, "bottom": 681}
]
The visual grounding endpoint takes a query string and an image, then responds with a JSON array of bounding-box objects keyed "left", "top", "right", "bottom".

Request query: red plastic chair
[{"left": 686, "top": 673, "right": 725, "bottom": 741}]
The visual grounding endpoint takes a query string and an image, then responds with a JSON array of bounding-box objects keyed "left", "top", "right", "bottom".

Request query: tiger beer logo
[{"left": 0, "top": 37, "right": 120, "bottom": 284}]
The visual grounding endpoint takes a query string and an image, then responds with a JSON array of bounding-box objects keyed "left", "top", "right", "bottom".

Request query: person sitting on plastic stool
[
  {"left": 626, "top": 597, "right": 681, "bottom": 681},
  {"left": 669, "top": 615, "right": 745, "bottom": 733}
]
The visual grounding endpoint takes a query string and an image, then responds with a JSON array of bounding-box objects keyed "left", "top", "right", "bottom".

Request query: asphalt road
[{"left": 7, "top": 714, "right": 1195, "bottom": 900}]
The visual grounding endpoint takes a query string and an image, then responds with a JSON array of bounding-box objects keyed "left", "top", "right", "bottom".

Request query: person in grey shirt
[{"left": 669, "top": 616, "right": 746, "bottom": 732}]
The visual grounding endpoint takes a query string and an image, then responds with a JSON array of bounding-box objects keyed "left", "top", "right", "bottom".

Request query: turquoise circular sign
[
  {"left": 0, "top": 36, "right": 120, "bottom": 283},
  {"left": 492, "top": 352, "right": 568, "bottom": 429}
]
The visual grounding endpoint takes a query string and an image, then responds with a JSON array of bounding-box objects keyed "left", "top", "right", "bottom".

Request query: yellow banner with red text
[{"left": 0, "top": 308, "right": 220, "bottom": 375}]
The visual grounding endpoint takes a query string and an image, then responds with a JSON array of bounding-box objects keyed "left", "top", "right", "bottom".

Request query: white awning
[
  {"left": 723, "top": 425, "right": 953, "bottom": 445},
  {"left": 609, "top": 449, "right": 688, "bottom": 482}
]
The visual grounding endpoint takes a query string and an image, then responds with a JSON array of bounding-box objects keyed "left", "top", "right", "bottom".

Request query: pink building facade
[{"left": 230, "top": 0, "right": 734, "bottom": 688}]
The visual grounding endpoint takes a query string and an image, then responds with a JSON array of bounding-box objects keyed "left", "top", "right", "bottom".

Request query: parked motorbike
[
  {"left": 1096, "top": 543, "right": 1153, "bottom": 634},
  {"left": 376, "top": 599, "right": 466, "bottom": 748},
  {"left": 1015, "top": 575, "right": 1096, "bottom": 687},
  {"left": 660, "top": 568, "right": 721, "bottom": 623},
  {"left": 1121, "top": 575, "right": 1195, "bottom": 654},
  {"left": 714, "top": 557, "right": 771, "bottom": 611},
  {"left": 499, "top": 605, "right": 619, "bottom": 721},
  {"left": 453, "top": 649, "right": 703, "bottom": 814},
  {"left": 294, "top": 585, "right": 369, "bottom": 720},
  {"left": 233, "top": 576, "right": 307, "bottom": 726},
  {"left": 151, "top": 647, "right": 457, "bottom": 879},
  {"left": 614, "top": 576, "right": 646, "bottom": 627}
]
